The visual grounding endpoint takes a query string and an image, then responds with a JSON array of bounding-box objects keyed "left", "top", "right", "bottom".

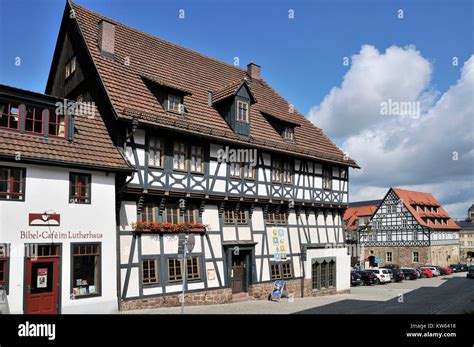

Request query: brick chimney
[
  {"left": 98, "top": 20, "right": 115, "bottom": 59},
  {"left": 247, "top": 63, "right": 261, "bottom": 80}
]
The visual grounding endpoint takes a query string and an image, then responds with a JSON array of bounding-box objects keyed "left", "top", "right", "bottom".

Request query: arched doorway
[{"left": 368, "top": 256, "right": 376, "bottom": 267}]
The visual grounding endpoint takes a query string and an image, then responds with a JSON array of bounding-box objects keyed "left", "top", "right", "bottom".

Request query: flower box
[{"left": 132, "top": 221, "right": 208, "bottom": 234}]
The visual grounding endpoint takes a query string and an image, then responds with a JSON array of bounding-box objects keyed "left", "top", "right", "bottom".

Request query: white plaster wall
[
  {"left": 0, "top": 161, "right": 118, "bottom": 313},
  {"left": 305, "top": 247, "right": 350, "bottom": 292}
]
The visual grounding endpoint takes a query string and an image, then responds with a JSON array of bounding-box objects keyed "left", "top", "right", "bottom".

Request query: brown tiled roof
[
  {"left": 0, "top": 86, "right": 132, "bottom": 172},
  {"left": 69, "top": 1, "right": 358, "bottom": 168},
  {"left": 212, "top": 78, "right": 254, "bottom": 104},
  {"left": 393, "top": 188, "right": 460, "bottom": 230},
  {"left": 343, "top": 203, "right": 380, "bottom": 231}
]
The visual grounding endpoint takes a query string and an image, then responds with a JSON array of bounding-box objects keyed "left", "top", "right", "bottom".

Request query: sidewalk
[{"left": 121, "top": 273, "right": 463, "bottom": 314}]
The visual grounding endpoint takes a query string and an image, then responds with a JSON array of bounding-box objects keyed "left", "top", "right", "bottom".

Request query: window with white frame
[
  {"left": 402, "top": 218, "right": 407, "bottom": 229},
  {"left": 167, "top": 94, "right": 183, "bottom": 113},
  {"left": 190, "top": 145, "right": 204, "bottom": 174},
  {"left": 413, "top": 252, "right": 419, "bottom": 262},
  {"left": 148, "top": 136, "right": 163, "bottom": 167},
  {"left": 322, "top": 166, "right": 332, "bottom": 190},
  {"left": 386, "top": 252, "right": 393, "bottom": 263},
  {"left": 173, "top": 142, "right": 187, "bottom": 171},
  {"left": 236, "top": 100, "right": 249, "bottom": 123}
]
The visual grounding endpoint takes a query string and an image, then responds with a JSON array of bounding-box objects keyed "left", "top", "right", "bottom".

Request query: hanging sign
[
  {"left": 37, "top": 268, "right": 48, "bottom": 288},
  {"left": 270, "top": 280, "right": 286, "bottom": 301},
  {"left": 29, "top": 213, "right": 60, "bottom": 226},
  {"left": 272, "top": 227, "right": 288, "bottom": 261}
]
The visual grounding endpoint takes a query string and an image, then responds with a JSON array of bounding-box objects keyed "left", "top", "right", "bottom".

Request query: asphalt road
[
  {"left": 122, "top": 272, "right": 473, "bottom": 314},
  {"left": 297, "top": 273, "right": 474, "bottom": 314}
]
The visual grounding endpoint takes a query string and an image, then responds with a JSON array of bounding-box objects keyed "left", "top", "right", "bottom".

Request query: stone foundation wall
[
  {"left": 248, "top": 278, "right": 349, "bottom": 300},
  {"left": 121, "top": 278, "right": 350, "bottom": 310},
  {"left": 363, "top": 246, "right": 430, "bottom": 267},
  {"left": 430, "top": 244, "right": 460, "bottom": 266},
  {"left": 363, "top": 245, "right": 461, "bottom": 267},
  {"left": 121, "top": 288, "right": 232, "bottom": 311}
]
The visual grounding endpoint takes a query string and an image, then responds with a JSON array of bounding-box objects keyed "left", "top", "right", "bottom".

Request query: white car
[
  {"left": 421, "top": 266, "right": 440, "bottom": 276},
  {"left": 367, "top": 268, "right": 391, "bottom": 284}
]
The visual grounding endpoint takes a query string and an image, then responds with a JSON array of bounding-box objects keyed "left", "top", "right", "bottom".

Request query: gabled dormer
[
  {"left": 262, "top": 111, "right": 299, "bottom": 142},
  {"left": 142, "top": 75, "right": 192, "bottom": 115},
  {"left": 211, "top": 76, "right": 256, "bottom": 137}
]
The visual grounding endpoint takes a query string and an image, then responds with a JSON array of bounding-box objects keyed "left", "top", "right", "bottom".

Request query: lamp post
[{"left": 181, "top": 235, "right": 188, "bottom": 315}]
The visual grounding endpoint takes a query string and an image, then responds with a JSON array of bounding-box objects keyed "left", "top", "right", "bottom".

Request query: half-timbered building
[
  {"left": 45, "top": 1, "right": 358, "bottom": 309},
  {"left": 360, "top": 188, "right": 460, "bottom": 268},
  {"left": 343, "top": 200, "right": 381, "bottom": 267},
  {"left": 457, "top": 205, "right": 474, "bottom": 263},
  {"left": 0, "top": 84, "right": 132, "bottom": 313}
]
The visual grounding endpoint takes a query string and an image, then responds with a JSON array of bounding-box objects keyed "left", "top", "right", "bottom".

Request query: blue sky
[
  {"left": 0, "top": 0, "right": 472, "bottom": 216},
  {"left": 0, "top": 0, "right": 472, "bottom": 114}
]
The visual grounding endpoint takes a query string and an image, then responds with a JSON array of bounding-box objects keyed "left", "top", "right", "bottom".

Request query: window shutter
[
  {"left": 67, "top": 114, "right": 75, "bottom": 142},
  {"left": 43, "top": 109, "right": 50, "bottom": 138},
  {"left": 18, "top": 104, "right": 26, "bottom": 133}
]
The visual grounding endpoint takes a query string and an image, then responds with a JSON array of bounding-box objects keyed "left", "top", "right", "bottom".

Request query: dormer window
[
  {"left": 48, "top": 113, "right": 66, "bottom": 137},
  {"left": 0, "top": 102, "right": 19, "bottom": 130},
  {"left": 236, "top": 100, "right": 249, "bottom": 123},
  {"left": 24, "top": 106, "right": 44, "bottom": 134},
  {"left": 167, "top": 94, "right": 182, "bottom": 113},
  {"left": 0, "top": 100, "right": 68, "bottom": 139},
  {"left": 282, "top": 126, "right": 294, "bottom": 140},
  {"left": 65, "top": 56, "right": 76, "bottom": 79}
]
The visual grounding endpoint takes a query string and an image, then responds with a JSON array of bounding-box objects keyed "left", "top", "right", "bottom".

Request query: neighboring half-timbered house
[
  {"left": 45, "top": 1, "right": 358, "bottom": 309},
  {"left": 343, "top": 200, "right": 381, "bottom": 267},
  {"left": 360, "top": 188, "right": 460, "bottom": 267}
]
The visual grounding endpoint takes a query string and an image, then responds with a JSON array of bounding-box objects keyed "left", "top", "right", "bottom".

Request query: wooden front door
[
  {"left": 25, "top": 256, "right": 59, "bottom": 314},
  {"left": 231, "top": 253, "right": 246, "bottom": 294}
]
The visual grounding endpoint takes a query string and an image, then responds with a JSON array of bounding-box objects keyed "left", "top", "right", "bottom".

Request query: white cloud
[
  {"left": 308, "top": 45, "right": 474, "bottom": 219},
  {"left": 308, "top": 45, "right": 433, "bottom": 140}
]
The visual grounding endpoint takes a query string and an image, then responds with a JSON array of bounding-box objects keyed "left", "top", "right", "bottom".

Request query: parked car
[
  {"left": 351, "top": 271, "right": 363, "bottom": 286},
  {"left": 415, "top": 268, "right": 422, "bottom": 278},
  {"left": 418, "top": 267, "right": 433, "bottom": 278},
  {"left": 467, "top": 266, "right": 474, "bottom": 279},
  {"left": 421, "top": 266, "right": 440, "bottom": 276},
  {"left": 438, "top": 266, "right": 452, "bottom": 275},
  {"left": 401, "top": 268, "right": 418, "bottom": 280},
  {"left": 357, "top": 270, "right": 379, "bottom": 286},
  {"left": 449, "top": 264, "right": 460, "bottom": 272},
  {"left": 367, "top": 268, "right": 392, "bottom": 284},
  {"left": 459, "top": 263, "right": 468, "bottom": 272},
  {"left": 381, "top": 265, "right": 404, "bottom": 282}
]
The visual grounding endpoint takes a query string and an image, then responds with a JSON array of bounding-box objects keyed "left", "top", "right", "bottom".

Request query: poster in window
[
  {"left": 272, "top": 227, "right": 288, "bottom": 261},
  {"left": 37, "top": 268, "right": 48, "bottom": 288}
]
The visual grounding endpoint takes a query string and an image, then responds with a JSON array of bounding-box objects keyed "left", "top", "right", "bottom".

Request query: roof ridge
[
  {"left": 69, "top": 1, "right": 249, "bottom": 76},
  {"left": 393, "top": 187, "right": 433, "bottom": 196}
]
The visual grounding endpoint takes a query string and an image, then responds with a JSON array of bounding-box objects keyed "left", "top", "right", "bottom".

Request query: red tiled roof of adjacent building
[
  {"left": 0, "top": 85, "right": 132, "bottom": 172},
  {"left": 392, "top": 188, "right": 460, "bottom": 230},
  {"left": 344, "top": 202, "right": 380, "bottom": 231},
  {"left": 65, "top": 1, "right": 358, "bottom": 168}
]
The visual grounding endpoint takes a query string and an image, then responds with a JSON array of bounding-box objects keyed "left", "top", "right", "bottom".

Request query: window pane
[
  {"left": 72, "top": 244, "right": 100, "bottom": 296},
  {"left": 70, "top": 173, "right": 91, "bottom": 203}
]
